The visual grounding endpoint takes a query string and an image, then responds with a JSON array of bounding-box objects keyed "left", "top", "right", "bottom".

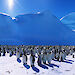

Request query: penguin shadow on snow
[
  {"left": 63, "top": 60, "right": 73, "bottom": 64},
  {"left": 65, "top": 59, "right": 74, "bottom": 62},
  {"left": 23, "top": 64, "right": 40, "bottom": 72},
  {"left": 32, "top": 66, "right": 40, "bottom": 73},
  {"left": 54, "top": 59, "right": 72, "bottom": 64},
  {"left": 17, "top": 58, "right": 21, "bottom": 63},
  {"left": 38, "top": 64, "right": 49, "bottom": 69},
  {"left": 23, "top": 63, "right": 30, "bottom": 69},
  {"left": 46, "top": 63, "right": 59, "bottom": 68}
]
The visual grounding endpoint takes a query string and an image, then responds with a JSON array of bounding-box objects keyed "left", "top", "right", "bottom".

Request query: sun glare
[{"left": 8, "top": 0, "right": 14, "bottom": 9}]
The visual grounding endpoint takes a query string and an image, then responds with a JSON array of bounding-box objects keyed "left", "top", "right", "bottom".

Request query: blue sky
[{"left": 0, "top": 0, "right": 75, "bottom": 19}]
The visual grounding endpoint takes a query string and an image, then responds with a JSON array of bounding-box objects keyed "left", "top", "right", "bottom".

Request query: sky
[{"left": 0, "top": 0, "right": 75, "bottom": 19}]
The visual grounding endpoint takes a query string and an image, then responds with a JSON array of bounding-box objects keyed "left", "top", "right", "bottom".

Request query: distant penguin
[
  {"left": 51, "top": 50, "right": 55, "bottom": 60},
  {"left": 63, "top": 50, "right": 66, "bottom": 60},
  {"left": 16, "top": 51, "right": 20, "bottom": 59},
  {"left": 73, "top": 48, "right": 75, "bottom": 58},
  {"left": 56, "top": 51, "right": 60, "bottom": 61},
  {"left": 70, "top": 46, "right": 74, "bottom": 55},
  {"left": 13, "top": 48, "right": 16, "bottom": 55},
  {"left": 59, "top": 52, "right": 64, "bottom": 62},
  {"left": 2, "top": 48, "right": 6, "bottom": 56},
  {"left": 47, "top": 52, "right": 52, "bottom": 64},
  {"left": 43, "top": 52, "right": 47, "bottom": 64},
  {"left": 9, "top": 50, "right": 11, "bottom": 57}
]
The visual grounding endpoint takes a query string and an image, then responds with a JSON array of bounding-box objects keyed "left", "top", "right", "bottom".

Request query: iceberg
[
  {"left": 0, "top": 11, "right": 75, "bottom": 45},
  {"left": 15, "top": 11, "right": 75, "bottom": 45},
  {"left": 0, "top": 13, "right": 18, "bottom": 45}
]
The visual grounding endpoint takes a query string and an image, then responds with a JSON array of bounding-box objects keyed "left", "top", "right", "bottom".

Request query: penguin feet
[
  {"left": 23, "top": 63, "right": 27, "bottom": 65},
  {"left": 31, "top": 65, "right": 34, "bottom": 67}
]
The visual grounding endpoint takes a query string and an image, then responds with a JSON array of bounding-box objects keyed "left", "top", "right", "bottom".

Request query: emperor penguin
[
  {"left": 30, "top": 50, "right": 35, "bottom": 67},
  {"left": 43, "top": 50, "right": 47, "bottom": 64},
  {"left": 47, "top": 52, "right": 52, "bottom": 64},
  {"left": 38, "top": 52, "right": 43, "bottom": 66},
  {"left": 16, "top": 50, "right": 20, "bottom": 59},
  {"left": 23, "top": 51, "right": 27, "bottom": 65}
]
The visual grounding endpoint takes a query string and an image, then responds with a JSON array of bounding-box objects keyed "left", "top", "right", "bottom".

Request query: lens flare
[{"left": 8, "top": 0, "right": 14, "bottom": 9}]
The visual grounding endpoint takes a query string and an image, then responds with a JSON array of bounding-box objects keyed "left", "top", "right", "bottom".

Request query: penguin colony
[{"left": 0, "top": 45, "right": 75, "bottom": 67}]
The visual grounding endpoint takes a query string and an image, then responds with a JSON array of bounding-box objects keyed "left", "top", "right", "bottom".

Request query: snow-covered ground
[{"left": 0, "top": 53, "right": 75, "bottom": 75}]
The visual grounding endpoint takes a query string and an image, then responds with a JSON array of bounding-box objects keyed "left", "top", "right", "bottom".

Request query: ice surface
[{"left": 0, "top": 53, "right": 75, "bottom": 75}]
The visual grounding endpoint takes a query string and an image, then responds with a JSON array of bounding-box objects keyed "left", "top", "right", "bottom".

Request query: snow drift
[{"left": 61, "top": 12, "right": 75, "bottom": 31}]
